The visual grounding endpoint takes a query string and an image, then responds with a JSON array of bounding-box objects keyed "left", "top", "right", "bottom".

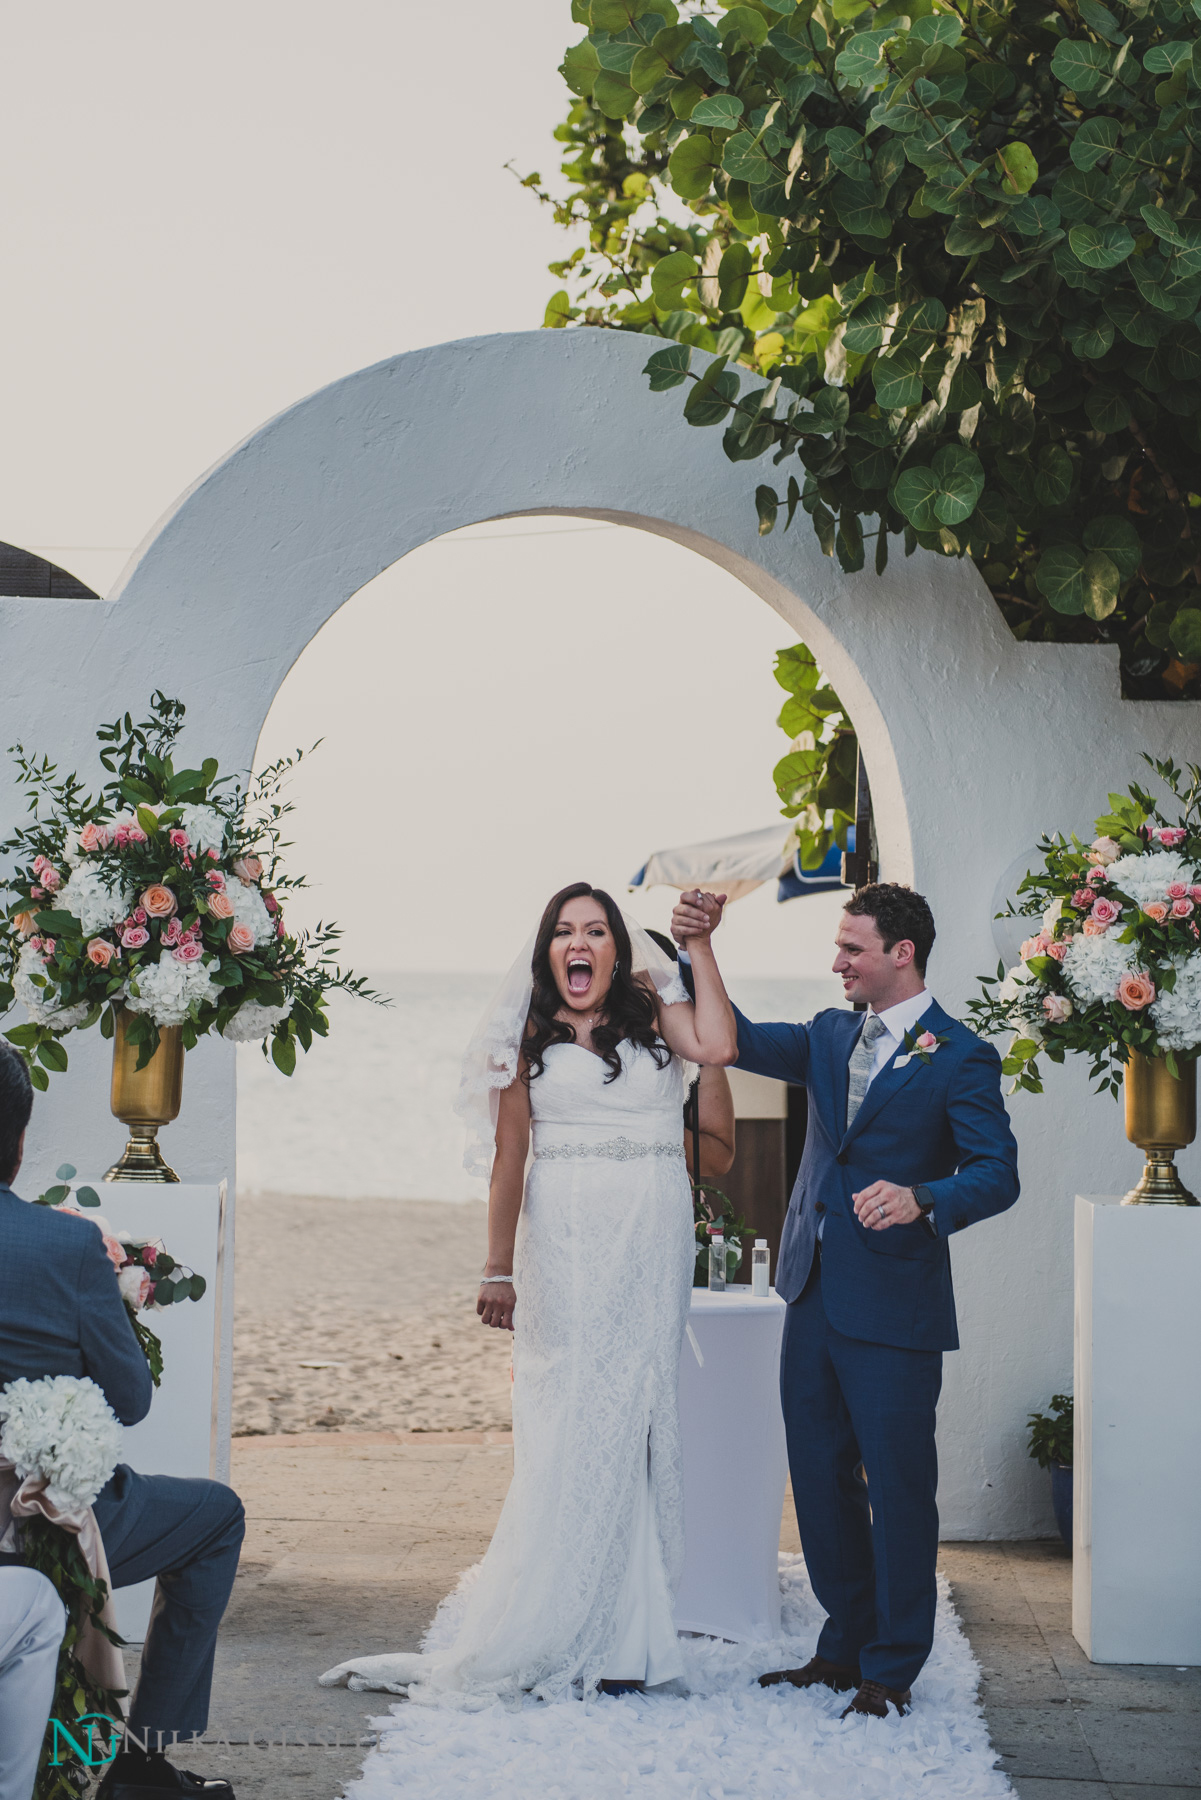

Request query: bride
[{"left": 322, "top": 881, "right": 735, "bottom": 1705}]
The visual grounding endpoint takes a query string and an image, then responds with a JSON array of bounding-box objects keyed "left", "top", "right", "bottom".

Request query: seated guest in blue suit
[
  {"left": 0, "top": 1044, "right": 244, "bottom": 1799},
  {"left": 673, "top": 882, "right": 1019, "bottom": 1720}
]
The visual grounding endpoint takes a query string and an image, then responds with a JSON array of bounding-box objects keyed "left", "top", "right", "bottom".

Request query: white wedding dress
[{"left": 321, "top": 1037, "right": 695, "bottom": 1707}]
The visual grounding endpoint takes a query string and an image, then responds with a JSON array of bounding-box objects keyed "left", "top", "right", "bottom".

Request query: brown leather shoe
[
  {"left": 841, "top": 1678, "right": 912, "bottom": 1718},
  {"left": 758, "top": 1654, "right": 861, "bottom": 1693}
]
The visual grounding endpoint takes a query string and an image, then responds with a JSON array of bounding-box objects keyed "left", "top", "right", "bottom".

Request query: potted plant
[
  {"left": 970, "top": 758, "right": 1201, "bottom": 1204},
  {"left": 1028, "top": 1393, "right": 1074, "bottom": 1551}
]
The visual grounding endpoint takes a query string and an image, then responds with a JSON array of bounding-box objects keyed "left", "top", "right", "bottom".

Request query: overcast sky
[{"left": 2, "top": 0, "right": 846, "bottom": 981}]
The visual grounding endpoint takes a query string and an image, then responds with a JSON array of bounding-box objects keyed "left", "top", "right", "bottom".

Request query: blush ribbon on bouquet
[{"left": 0, "top": 1459, "right": 126, "bottom": 1701}]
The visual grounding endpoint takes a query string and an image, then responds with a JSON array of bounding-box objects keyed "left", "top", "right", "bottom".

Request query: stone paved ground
[{"left": 119, "top": 1437, "right": 1198, "bottom": 1800}]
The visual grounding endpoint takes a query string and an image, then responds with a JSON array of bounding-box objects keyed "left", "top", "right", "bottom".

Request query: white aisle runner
[{"left": 346, "top": 1556, "right": 1010, "bottom": 1800}]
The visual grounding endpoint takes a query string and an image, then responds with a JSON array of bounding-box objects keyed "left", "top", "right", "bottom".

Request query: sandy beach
[{"left": 232, "top": 1195, "right": 514, "bottom": 1437}]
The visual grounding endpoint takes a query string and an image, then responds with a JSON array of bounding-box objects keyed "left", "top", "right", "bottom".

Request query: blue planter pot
[{"left": 1050, "top": 1462, "right": 1073, "bottom": 1550}]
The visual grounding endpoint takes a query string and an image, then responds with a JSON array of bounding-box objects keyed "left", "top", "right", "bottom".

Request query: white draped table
[{"left": 675, "top": 1287, "right": 789, "bottom": 1643}]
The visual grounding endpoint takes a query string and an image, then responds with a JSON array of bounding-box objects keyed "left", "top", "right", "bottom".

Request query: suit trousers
[
  {"left": 0, "top": 1567, "right": 67, "bottom": 1800},
  {"left": 781, "top": 1254, "right": 943, "bottom": 1692},
  {"left": 93, "top": 1467, "right": 245, "bottom": 1740}
]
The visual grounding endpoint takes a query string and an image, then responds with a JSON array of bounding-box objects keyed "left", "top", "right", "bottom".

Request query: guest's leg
[
  {"left": 93, "top": 1469, "right": 245, "bottom": 1740},
  {"left": 0, "top": 1568, "right": 67, "bottom": 1800},
  {"left": 780, "top": 1267, "right": 875, "bottom": 1670},
  {"left": 831, "top": 1332, "right": 942, "bottom": 1693}
]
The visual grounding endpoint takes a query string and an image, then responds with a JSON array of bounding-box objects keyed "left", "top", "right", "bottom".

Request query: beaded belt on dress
[{"left": 533, "top": 1136, "right": 685, "bottom": 1162}]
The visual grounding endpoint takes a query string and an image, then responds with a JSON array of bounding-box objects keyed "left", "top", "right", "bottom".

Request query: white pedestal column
[
  {"left": 83, "top": 1179, "right": 234, "bottom": 1642},
  {"left": 1073, "top": 1195, "right": 1201, "bottom": 1664}
]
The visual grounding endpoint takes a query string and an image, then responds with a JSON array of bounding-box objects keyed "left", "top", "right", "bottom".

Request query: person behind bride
[{"left": 322, "top": 881, "right": 737, "bottom": 1704}]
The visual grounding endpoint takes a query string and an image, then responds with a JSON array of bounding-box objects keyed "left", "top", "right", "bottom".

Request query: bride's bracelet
[{"left": 479, "top": 1274, "right": 515, "bottom": 1285}]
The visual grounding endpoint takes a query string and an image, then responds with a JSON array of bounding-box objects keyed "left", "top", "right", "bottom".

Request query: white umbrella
[{"left": 630, "top": 824, "right": 850, "bottom": 903}]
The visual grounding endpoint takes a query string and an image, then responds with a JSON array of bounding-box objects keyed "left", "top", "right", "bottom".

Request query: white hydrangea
[
  {"left": 13, "top": 942, "right": 91, "bottom": 1031},
  {"left": 1106, "top": 850, "right": 1196, "bottom": 908},
  {"left": 178, "top": 804, "right": 228, "bottom": 856},
  {"left": 1149, "top": 956, "right": 1201, "bottom": 1053},
  {"left": 1041, "top": 897, "right": 1065, "bottom": 933},
  {"left": 997, "top": 961, "right": 1039, "bottom": 1005},
  {"left": 57, "top": 864, "right": 131, "bottom": 937},
  {"left": 62, "top": 828, "right": 83, "bottom": 867},
  {"left": 1062, "top": 932, "right": 1135, "bottom": 1007},
  {"left": 230, "top": 879, "right": 273, "bottom": 947},
  {"left": 126, "top": 954, "right": 222, "bottom": 1028},
  {"left": 221, "top": 997, "right": 293, "bottom": 1042},
  {"left": 0, "top": 1374, "right": 122, "bottom": 1512}
]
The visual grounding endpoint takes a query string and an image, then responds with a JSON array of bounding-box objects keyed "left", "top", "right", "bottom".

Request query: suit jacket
[
  {"left": 725, "top": 997, "right": 1018, "bottom": 1352},
  {"left": 0, "top": 1183, "right": 153, "bottom": 1425}
]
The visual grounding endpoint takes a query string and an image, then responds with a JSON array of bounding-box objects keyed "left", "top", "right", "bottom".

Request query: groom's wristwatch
[{"left": 913, "top": 1185, "right": 937, "bottom": 1231}]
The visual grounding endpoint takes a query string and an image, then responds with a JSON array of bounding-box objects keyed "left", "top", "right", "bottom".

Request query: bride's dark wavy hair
[{"left": 524, "top": 882, "right": 670, "bottom": 1085}]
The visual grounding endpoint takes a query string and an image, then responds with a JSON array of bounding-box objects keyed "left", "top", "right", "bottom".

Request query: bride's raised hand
[
  {"left": 671, "top": 889, "right": 726, "bottom": 947},
  {"left": 478, "top": 1278, "right": 516, "bottom": 1332}
]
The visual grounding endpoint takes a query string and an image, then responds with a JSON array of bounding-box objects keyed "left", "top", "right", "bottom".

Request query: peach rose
[
  {"left": 1046, "top": 940, "right": 1069, "bottom": 962},
  {"left": 121, "top": 925, "right": 150, "bottom": 950},
  {"left": 1143, "top": 901, "right": 1169, "bottom": 923},
  {"left": 1043, "top": 994, "right": 1073, "bottom": 1023},
  {"left": 1090, "top": 896, "right": 1123, "bottom": 926},
  {"left": 101, "top": 1233, "right": 125, "bottom": 1272},
  {"left": 79, "top": 822, "right": 105, "bottom": 853},
  {"left": 232, "top": 855, "right": 263, "bottom": 885},
  {"left": 1082, "top": 917, "right": 1110, "bottom": 936},
  {"left": 140, "top": 885, "right": 178, "bottom": 920},
  {"left": 1090, "top": 836, "right": 1121, "bottom": 865},
  {"left": 12, "top": 911, "right": 36, "bottom": 937},
  {"left": 228, "top": 921, "right": 255, "bottom": 955},
  {"left": 172, "top": 941, "right": 203, "bottom": 963},
  {"left": 1172, "top": 897, "right": 1195, "bottom": 919},
  {"left": 207, "top": 870, "right": 226, "bottom": 891},
  {"left": 1020, "top": 932, "right": 1051, "bottom": 961},
  {"left": 86, "top": 938, "right": 117, "bottom": 968},
  {"left": 1116, "top": 971, "right": 1156, "bottom": 1011},
  {"left": 206, "top": 891, "right": 235, "bottom": 921}
]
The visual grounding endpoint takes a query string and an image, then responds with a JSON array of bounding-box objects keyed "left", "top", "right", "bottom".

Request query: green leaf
[
  {"left": 835, "top": 509, "right": 865, "bottom": 573},
  {"left": 1077, "top": 0, "right": 1125, "bottom": 42},
  {"left": 1035, "top": 544, "right": 1088, "bottom": 613},
  {"left": 717, "top": 243, "right": 752, "bottom": 312},
  {"left": 75, "top": 1185, "right": 101, "bottom": 1207},
  {"left": 1081, "top": 549, "right": 1120, "bottom": 619},
  {"left": 1064, "top": 317, "right": 1114, "bottom": 359},
  {"left": 755, "top": 485, "right": 779, "bottom": 534},
  {"left": 651, "top": 250, "right": 699, "bottom": 309},
  {"left": 1142, "top": 38, "right": 1191, "bottom": 72},
  {"left": 55, "top": 1162, "right": 76, "bottom": 1180},
  {"left": 271, "top": 1032, "right": 297, "bottom": 1076},
  {"left": 842, "top": 297, "right": 890, "bottom": 355},
  {"left": 36, "top": 1039, "right": 68, "bottom": 1073},
  {"left": 931, "top": 443, "right": 985, "bottom": 524},
  {"left": 1068, "top": 222, "right": 1134, "bottom": 270},
  {"left": 832, "top": 179, "right": 891, "bottom": 240},
  {"left": 628, "top": 46, "right": 670, "bottom": 90},
  {"left": 643, "top": 342, "right": 692, "bottom": 390},
  {"left": 946, "top": 363, "right": 983, "bottom": 409},
  {"left": 683, "top": 356, "right": 739, "bottom": 425},
  {"left": 1070, "top": 117, "right": 1119, "bottom": 170},
  {"left": 1082, "top": 516, "right": 1141, "bottom": 580},
  {"left": 590, "top": 0, "right": 653, "bottom": 26},
  {"left": 1170, "top": 608, "right": 1201, "bottom": 659},
  {"left": 1038, "top": 444, "right": 1074, "bottom": 507},
  {"left": 592, "top": 69, "right": 637, "bottom": 116},
  {"left": 894, "top": 464, "right": 941, "bottom": 532},
  {"left": 29, "top": 1065, "right": 48, "bottom": 1092},
  {"left": 42, "top": 1184, "right": 71, "bottom": 1206},
  {"left": 33, "top": 909, "right": 82, "bottom": 937},
  {"left": 872, "top": 347, "right": 923, "bottom": 409},
  {"left": 996, "top": 142, "right": 1038, "bottom": 193},
  {"left": 690, "top": 94, "right": 743, "bottom": 127},
  {"left": 543, "top": 290, "right": 574, "bottom": 329},
  {"left": 911, "top": 13, "right": 962, "bottom": 46},
  {"left": 1050, "top": 38, "right": 1113, "bottom": 91},
  {"left": 720, "top": 5, "right": 769, "bottom": 44},
  {"left": 722, "top": 130, "right": 777, "bottom": 186},
  {"left": 1084, "top": 384, "right": 1130, "bottom": 433},
  {"left": 668, "top": 134, "right": 719, "bottom": 199}
]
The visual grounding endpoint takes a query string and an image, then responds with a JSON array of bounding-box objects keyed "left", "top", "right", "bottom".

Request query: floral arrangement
[
  {"left": 970, "top": 758, "right": 1201, "bottom": 1096},
  {"left": 35, "top": 1164, "right": 205, "bottom": 1386},
  {"left": 0, "top": 692, "right": 380, "bottom": 1085}
]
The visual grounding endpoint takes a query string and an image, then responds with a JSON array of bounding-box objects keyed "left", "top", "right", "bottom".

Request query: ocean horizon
[{"left": 236, "top": 969, "right": 841, "bottom": 1201}]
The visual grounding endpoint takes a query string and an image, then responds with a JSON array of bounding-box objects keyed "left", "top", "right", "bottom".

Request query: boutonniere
[{"left": 894, "top": 1027, "right": 951, "bottom": 1069}]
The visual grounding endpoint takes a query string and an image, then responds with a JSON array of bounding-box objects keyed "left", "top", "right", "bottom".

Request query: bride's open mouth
[{"left": 566, "top": 957, "right": 592, "bottom": 997}]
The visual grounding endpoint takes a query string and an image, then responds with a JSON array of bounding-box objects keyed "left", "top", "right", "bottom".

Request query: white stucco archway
[{"left": 3, "top": 326, "right": 1198, "bottom": 1536}]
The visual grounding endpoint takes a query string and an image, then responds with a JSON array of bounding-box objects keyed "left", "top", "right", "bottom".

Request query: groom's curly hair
[
  {"left": 0, "top": 1043, "right": 34, "bottom": 1183},
  {"left": 524, "top": 883, "right": 671, "bottom": 1085},
  {"left": 844, "top": 883, "right": 937, "bottom": 975}
]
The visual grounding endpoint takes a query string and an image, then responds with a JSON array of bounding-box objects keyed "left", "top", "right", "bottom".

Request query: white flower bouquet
[
  {"left": 0, "top": 1375, "right": 121, "bottom": 1515},
  {"left": 970, "top": 757, "right": 1201, "bottom": 1094},
  {"left": 0, "top": 692, "right": 383, "bottom": 1085}
]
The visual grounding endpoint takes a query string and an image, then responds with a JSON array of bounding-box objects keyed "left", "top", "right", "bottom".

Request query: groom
[{"left": 673, "top": 882, "right": 1019, "bottom": 1719}]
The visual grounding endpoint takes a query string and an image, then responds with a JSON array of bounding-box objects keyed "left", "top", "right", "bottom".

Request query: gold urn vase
[
  {"left": 104, "top": 1010, "right": 184, "bottom": 1183},
  {"left": 1122, "top": 1050, "right": 1198, "bottom": 1206}
]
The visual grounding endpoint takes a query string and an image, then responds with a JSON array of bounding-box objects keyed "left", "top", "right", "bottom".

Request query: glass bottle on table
[
  {"left": 751, "top": 1238, "right": 770, "bottom": 1297},
  {"left": 707, "top": 1226, "right": 726, "bottom": 1293}
]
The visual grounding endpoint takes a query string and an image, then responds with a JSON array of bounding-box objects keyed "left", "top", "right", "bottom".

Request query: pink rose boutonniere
[{"left": 895, "top": 1025, "right": 951, "bottom": 1068}]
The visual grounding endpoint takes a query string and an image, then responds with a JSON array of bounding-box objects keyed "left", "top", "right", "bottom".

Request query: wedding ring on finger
[{"left": 877, "top": 1204, "right": 885, "bottom": 1220}]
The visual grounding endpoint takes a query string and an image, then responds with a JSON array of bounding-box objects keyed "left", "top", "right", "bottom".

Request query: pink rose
[
  {"left": 916, "top": 1030, "right": 937, "bottom": 1050},
  {"left": 1071, "top": 889, "right": 1093, "bottom": 910},
  {"left": 140, "top": 885, "right": 178, "bottom": 920},
  {"left": 141, "top": 1243, "right": 158, "bottom": 1266},
  {"left": 30, "top": 887, "right": 45, "bottom": 900},
  {"left": 126, "top": 825, "right": 148, "bottom": 846},
  {"left": 41, "top": 866, "right": 61, "bottom": 893},
  {"left": 1172, "top": 897, "right": 1195, "bottom": 919},
  {"left": 101, "top": 1234, "right": 125, "bottom": 1272},
  {"left": 1090, "top": 836, "right": 1122, "bottom": 865},
  {"left": 1020, "top": 932, "right": 1052, "bottom": 961},
  {"left": 207, "top": 848, "right": 219, "bottom": 861},
  {"left": 232, "top": 855, "right": 263, "bottom": 885},
  {"left": 276, "top": 921, "right": 286, "bottom": 938},
  {"left": 118, "top": 1265, "right": 155, "bottom": 1310},
  {"left": 1043, "top": 994, "right": 1073, "bottom": 1023},
  {"left": 1191, "top": 887, "right": 1201, "bottom": 903},
  {"left": 133, "top": 907, "right": 147, "bottom": 925},
  {"left": 1090, "top": 896, "right": 1123, "bottom": 926},
  {"left": 228, "top": 921, "right": 255, "bottom": 954},
  {"left": 86, "top": 938, "right": 117, "bottom": 967},
  {"left": 162, "top": 917, "right": 183, "bottom": 947},
  {"left": 1167, "top": 882, "right": 1188, "bottom": 900},
  {"left": 263, "top": 891, "right": 279, "bottom": 915},
  {"left": 1082, "top": 917, "right": 1109, "bottom": 936},
  {"left": 206, "top": 891, "right": 234, "bottom": 920},
  {"left": 172, "top": 941, "right": 203, "bottom": 963},
  {"left": 1156, "top": 827, "right": 1187, "bottom": 848},
  {"left": 121, "top": 925, "right": 150, "bottom": 950},
  {"left": 168, "top": 828, "right": 190, "bottom": 852},
  {"left": 1046, "top": 940, "right": 1069, "bottom": 962},
  {"left": 1116, "top": 971, "right": 1156, "bottom": 1011},
  {"left": 1143, "top": 901, "right": 1169, "bottom": 923},
  {"left": 207, "top": 870, "right": 226, "bottom": 891},
  {"left": 79, "top": 822, "right": 104, "bottom": 853},
  {"left": 32, "top": 856, "right": 48, "bottom": 876},
  {"left": 1086, "top": 867, "right": 1108, "bottom": 886}
]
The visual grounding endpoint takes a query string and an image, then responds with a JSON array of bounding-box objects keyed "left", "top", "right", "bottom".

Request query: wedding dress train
[{"left": 321, "top": 1038, "right": 695, "bottom": 1705}]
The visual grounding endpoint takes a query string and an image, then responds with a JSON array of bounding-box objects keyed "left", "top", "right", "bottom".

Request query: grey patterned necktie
[{"left": 846, "top": 1013, "right": 889, "bottom": 1127}]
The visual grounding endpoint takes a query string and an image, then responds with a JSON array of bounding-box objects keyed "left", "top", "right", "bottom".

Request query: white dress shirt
[{"left": 860, "top": 988, "right": 932, "bottom": 1093}]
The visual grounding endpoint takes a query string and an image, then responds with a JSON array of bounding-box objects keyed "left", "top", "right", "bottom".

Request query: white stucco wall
[{"left": 2, "top": 327, "right": 1196, "bottom": 1536}]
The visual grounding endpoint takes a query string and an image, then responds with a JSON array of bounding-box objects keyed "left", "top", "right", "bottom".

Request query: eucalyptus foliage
[{"left": 537, "top": 0, "right": 1201, "bottom": 701}]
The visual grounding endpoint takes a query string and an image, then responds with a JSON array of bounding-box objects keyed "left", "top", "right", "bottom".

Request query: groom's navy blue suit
[{"left": 687, "top": 981, "right": 1019, "bottom": 1691}]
